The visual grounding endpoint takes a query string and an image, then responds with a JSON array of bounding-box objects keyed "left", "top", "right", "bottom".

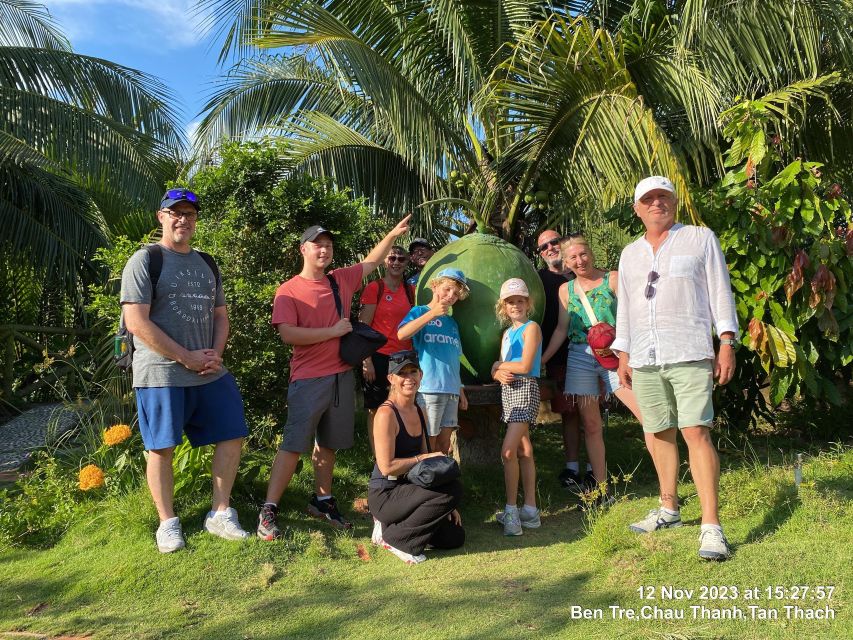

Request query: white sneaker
[
  {"left": 500, "top": 508, "right": 523, "bottom": 536},
  {"left": 383, "top": 543, "right": 426, "bottom": 564},
  {"left": 156, "top": 517, "right": 185, "bottom": 553},
  {"left": 629, "top": 508, "right": 683, "bottom": 533},
  {"left": 496, "top": 507, "right": 541, "bottom": 529},
  {"left": 371, "top": 518, "right": 383, "bottom": 546},
  {"left": 203, "top": 507, "right": 250, "bottom": 541},
  {"left": 698, "top": 527, "right": 731, "bottom": 561}
]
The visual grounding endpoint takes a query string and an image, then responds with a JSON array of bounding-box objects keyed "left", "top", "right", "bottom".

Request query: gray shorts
[{"left": 281, "top": 370, "right": 355, "bottom": 453}]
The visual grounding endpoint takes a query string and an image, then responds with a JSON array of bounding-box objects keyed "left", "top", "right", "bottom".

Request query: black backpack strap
[
  {"left": 196, "top": 250, "right": 221, "bottom": 290},
  {"left": 376, "top": 279, "right": 384, "bottom": 308},
  {"left": 326, "top": 273, "right": 343, "bottom": 317},
  {"left": 145, "top": 244, "right": 163, "bottom": 300},
  {"left": 405, "top": 283, "right": 415, "bottom": 306}
]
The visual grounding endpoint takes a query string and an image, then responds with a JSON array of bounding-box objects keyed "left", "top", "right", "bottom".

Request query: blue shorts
[
  {"left": 135, "top": 373, "right": 249, "bottom": 451},
  {"left": 564, "top": 343, "right": 621, "bottom": 397}
]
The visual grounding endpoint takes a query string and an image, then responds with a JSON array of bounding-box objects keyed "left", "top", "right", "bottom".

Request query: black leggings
[{"left": 369, "top": 479, "right": 465, "bottom": 555}]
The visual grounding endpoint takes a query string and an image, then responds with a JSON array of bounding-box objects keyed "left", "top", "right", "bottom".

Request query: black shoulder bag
[
  {"left": 327, "top": 273, "right": 387, "bottom": 367},
  {"left": 404, "top": 405, "right": 461, "bottom": 489}
]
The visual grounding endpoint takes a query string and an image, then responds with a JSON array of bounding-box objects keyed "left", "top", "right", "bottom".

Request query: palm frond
[{"left": 0, "top": 0, "right": 69, "bottom": 49}]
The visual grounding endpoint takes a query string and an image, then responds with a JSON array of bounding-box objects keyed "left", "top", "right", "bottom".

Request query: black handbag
[
  {"left": 405, "top": 406, "right": 460, "bottom": 488},
  {"left": 407, "top": 455, "right": 460, "bottom": 489},
  {"left": 327, "top": 274, "right": 387, "bottom": 366}
]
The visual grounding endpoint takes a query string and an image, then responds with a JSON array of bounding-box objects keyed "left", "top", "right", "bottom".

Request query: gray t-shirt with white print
[{"left": 120, "top": 245, "right": 227, "bottom": 388}]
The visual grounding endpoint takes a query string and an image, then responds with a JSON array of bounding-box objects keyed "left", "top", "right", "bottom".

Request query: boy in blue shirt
[{"left": 398, "top": 268, "right": 469, "bottom": 453}]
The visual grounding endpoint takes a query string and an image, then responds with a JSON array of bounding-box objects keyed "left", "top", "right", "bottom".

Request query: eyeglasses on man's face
[{"left": 163, "top": 208, "right": 198, "bottom": 221}]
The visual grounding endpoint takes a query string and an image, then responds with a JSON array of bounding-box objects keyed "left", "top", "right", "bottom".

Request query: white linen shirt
[{"left": 612, "top": 224, "right": 739, "bottom": 369}]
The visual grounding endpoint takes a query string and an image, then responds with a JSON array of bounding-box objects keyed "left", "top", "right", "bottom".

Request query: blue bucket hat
[{"left": 436, "top": 267, "right": 469, "bottom": 292}]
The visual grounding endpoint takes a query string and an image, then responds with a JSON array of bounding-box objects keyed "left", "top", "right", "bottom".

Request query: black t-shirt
[{"left": 538, "top": 266, "right": 573, "bottom": 367}]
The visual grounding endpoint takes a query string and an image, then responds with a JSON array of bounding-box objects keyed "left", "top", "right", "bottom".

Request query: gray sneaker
[
  {"left": 500, "top": 509, "right": 523, "bottom": 536},
  {"left": 629, "top": 508, "right": 683, "bottom": 533},
  {"left": 203, "top": 507, "right": 250, "bottom": 541},
  {"left": 496, "top": 507, "right": 541, "bottom": 529},
  {"left": 698, "top": 527, "right": 731, "bottom": 561},
  {"left": 156, "top": 517, "right": 185, "bottom": 553}
]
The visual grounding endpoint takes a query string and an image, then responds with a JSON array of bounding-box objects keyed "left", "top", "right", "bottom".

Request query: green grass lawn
[{"left": 1, "top": 416, "right": 850, "bottom": 640}]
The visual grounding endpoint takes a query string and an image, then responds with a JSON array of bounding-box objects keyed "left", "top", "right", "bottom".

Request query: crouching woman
[{"left": 369, "top": 350, "right": 465, "bottom": 564}]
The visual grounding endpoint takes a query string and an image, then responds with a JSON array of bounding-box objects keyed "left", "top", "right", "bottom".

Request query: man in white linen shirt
[{"left": 612, "top": 176, "right": 738, "bottom": 561}]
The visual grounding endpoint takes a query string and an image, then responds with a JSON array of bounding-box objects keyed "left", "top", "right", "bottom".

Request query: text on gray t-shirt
[{"left": 120, "top": 245, "right": 227, "bottom": 388}]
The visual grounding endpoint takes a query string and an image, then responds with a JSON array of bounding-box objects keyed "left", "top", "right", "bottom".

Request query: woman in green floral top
[{"left": 542, "top": 235, "right": 644, "bottom": 506}]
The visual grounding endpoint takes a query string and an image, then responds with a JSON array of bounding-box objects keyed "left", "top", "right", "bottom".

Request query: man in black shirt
[{"left": 536, "top": 229, "right": 583, "bottom": 489}]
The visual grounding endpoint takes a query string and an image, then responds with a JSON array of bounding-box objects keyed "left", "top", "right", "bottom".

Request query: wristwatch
[{"left": 719, "top": 338, "right": 737, "bottom": 348}]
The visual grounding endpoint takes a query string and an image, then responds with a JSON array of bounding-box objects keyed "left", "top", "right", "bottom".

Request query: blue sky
[{"left": 42, "top": 0, "right": 225, "bottom": 141}]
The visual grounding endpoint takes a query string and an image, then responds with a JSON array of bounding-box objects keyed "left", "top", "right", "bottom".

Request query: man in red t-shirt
[
  {"left": 358, "top": 245, "right": 414, "bottom": 448},
  {"left": 257, "top": 216, "right": 411, "bottom": 539}
]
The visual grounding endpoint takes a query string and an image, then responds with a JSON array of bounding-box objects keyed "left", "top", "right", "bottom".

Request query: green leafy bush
[{"left": 702, "top": 100, "right": 852, "bottom": 427}]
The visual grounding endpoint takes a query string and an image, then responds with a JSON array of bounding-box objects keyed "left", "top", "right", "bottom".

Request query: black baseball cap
[
  {"left": 388, "top": 350, "right": 420, "bottom": 375},
  {"left": 300, "top": 225, "right": 334, "bottom": 244},
  {"left": 160, "top": 188, "right": 199, "bottom": 211},
  {"left": 408, "top": 238, "right": 432, "bottom": 252}
]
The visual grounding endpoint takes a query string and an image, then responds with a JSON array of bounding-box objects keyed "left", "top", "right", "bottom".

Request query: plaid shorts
[{"left": 500, "top": 377, "right": 540, "bottom": 425}]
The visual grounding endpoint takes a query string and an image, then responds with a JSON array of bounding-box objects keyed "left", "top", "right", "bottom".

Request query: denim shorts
[
  {"left": 416, "top": 392, "right": 460, "bottom": 437},
  {"left": 564, "top": 343, "right": 621, "bottom": 397},
  {"left": 135, "top": 373, "right": 249, "bottom": 451}
]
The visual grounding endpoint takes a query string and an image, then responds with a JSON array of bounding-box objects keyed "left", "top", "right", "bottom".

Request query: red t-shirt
[
  {"left": 360, "top": 280, "right": 414, "bottom": 355},
  {"left": 271, "top": 264, "right": 364, "bottom": 381}
]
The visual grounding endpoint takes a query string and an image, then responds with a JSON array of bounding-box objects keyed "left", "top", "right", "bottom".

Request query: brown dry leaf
[
  {"left": 352, "top": 497, "right": 370, "bottom": 514},
  {"left": 356, "top": 543, "right": 371, "bottom": 562},
  {"left": 25, "top": 602, "right": 48, "bottom": 617}
]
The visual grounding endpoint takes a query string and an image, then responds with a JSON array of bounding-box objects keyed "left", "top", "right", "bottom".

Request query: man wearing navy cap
[{"left": 121, "top": 188, "right": 251, "bottom": 552}]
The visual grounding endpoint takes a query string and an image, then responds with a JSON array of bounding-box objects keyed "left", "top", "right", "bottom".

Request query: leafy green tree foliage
[
  {"left": 1, "top": 0, "right": 184, "bottom": 295},
  {"left": 701, "top": 100, "right": 852, "bottom": 428},
  {"left": 196, "top": 0, "right": 853, "bottom": 248},
  {"left": 190, "top": 141, "right": 384, "bottom": 442}
]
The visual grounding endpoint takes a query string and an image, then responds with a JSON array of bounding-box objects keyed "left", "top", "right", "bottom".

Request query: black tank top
[{"left": 369, "top": 402, "right": 426, "bottom": 488}]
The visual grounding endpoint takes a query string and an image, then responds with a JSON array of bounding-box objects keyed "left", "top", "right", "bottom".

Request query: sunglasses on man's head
[{"left": 164, "top": 188, "right": 198, "bottom": 203}]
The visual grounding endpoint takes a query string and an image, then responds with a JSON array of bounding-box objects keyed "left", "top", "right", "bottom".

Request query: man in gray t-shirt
[{"left": 120, "top": 188, "right": 250, "bottom": 553}]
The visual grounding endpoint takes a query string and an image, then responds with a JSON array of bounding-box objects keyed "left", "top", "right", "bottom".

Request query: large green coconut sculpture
[{"left": 414, "top": 233, "right": 545, "bottom": 384}]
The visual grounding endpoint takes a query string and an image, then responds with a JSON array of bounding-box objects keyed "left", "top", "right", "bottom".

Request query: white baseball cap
[
  {"left": 499, "top": 278, "right": 530, "bottom": 300},
  {"left": 634, "top": 176, "right": 675, "bottom": 203}
]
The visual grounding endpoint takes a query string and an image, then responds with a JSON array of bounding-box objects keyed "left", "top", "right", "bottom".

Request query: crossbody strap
[
  {"left": 326, "top": 273, "right": 343, "bottom": 317},
  {"left": 574, "top": 279, "right": 600, "bottom": 326}
]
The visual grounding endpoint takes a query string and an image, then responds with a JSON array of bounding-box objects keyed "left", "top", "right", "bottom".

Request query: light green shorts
[{"left": 632, "top": 360, "right": 714, "bottom": 433}]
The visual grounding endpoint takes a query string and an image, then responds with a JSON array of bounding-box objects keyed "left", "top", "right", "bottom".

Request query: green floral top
[{"left": 566, "top": 272, "right": 617, "bottom": 344}]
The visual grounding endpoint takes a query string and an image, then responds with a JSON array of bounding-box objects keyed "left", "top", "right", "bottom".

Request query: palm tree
[
  {"left": 1, "top": 0, "right": 186, "bottom": 299},
  {"left": 195, "top": 0, "right": 853, "bottom": 244}
]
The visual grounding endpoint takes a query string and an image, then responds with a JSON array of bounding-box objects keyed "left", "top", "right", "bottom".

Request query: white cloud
[{"left": 42, "top": 1, "right": 207, "bottom": 50}]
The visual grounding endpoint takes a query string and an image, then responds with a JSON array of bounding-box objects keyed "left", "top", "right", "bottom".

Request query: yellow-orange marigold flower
[
  {"left": 78, "top": 464, "right": 105, "bottom": 490},
  {"left": 103, "top": 424, "right": 132, "bottom": 446}
]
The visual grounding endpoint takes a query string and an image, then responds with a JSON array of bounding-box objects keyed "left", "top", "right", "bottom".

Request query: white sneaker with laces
[
  {"left": 383, "top": 543, "right": 426, "bottom": 564},
  {"left": 698, "top": 527, "right": 731, "bottom": 561},
  {"left": 500, "top": 508, "right": 523, "bottom": 536},
  {"left": 496, "top": 507, "right": 541, "bottom": 529},
  {"left": 156, "top": 517, "right": 185, "bottom": 553},
  {"left": 371, "top": 518, "right": 383, "bottom": 546},
  {"left": 203, "top": 507, "right": 250, "bottom": 541},
  {"left": 629, "top": 508, "right": 683, "bottom": 533}
]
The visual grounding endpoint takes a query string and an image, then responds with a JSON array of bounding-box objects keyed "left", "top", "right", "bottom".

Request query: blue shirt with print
[{"left": 399, "top": 305, "right": 463, "bottom": 394}]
